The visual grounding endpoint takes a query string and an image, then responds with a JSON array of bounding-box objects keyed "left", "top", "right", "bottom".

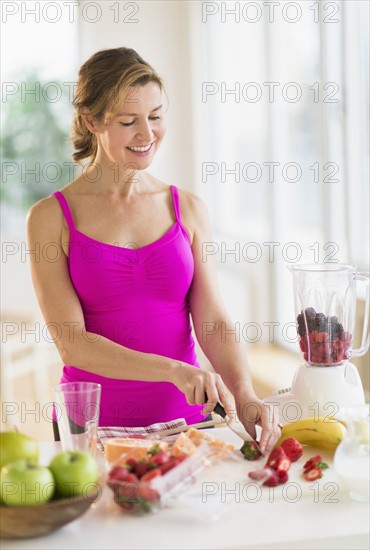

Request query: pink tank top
[{"left": 51, "top": 185, "right": 205, "bottom": 427}]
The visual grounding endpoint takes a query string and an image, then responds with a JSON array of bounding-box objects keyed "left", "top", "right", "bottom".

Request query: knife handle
[
  {"left": 205, "top": 392, "right": 227, "bottom": 418},
  {"left": 213, "top": 402, "right": 227, "bottom": 418}
]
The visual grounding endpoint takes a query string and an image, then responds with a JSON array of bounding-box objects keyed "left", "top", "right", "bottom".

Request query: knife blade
[{"left": 213, "top": 402, "right": 257, "bottom": 444}]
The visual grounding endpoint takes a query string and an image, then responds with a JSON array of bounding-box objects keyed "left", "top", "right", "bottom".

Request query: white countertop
[{"left": 1, "top": 429, "right": 369, "bottom": 550}]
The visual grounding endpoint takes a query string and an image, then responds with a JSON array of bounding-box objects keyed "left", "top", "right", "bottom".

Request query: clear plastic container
[{"left": 106, "top": 437, "right": 232, "bottom": 514}]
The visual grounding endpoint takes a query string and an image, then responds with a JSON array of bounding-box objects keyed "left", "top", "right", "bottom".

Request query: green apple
[
  {"left": 49, "top": 451, "right": 99, "bottom": 498},
  {"left": 0, "top": 432, "right": 39, "bottom": 468},
  {"left": 0, "top": 460, "right": 55, "bottom": 506}
]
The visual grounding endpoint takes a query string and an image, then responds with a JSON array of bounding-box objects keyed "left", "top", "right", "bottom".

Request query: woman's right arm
[{"left": 26, "top": 198, "right": 232, "bottom": 410}]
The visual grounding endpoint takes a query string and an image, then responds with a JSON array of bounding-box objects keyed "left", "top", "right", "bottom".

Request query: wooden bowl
[{"left": 0, "top": 491, "right": 98, "bottom": 539}]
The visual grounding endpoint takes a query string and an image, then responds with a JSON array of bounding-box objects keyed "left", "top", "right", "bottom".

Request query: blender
[{"left": 264, "top": 264, "right": 369, "bottom": 424}]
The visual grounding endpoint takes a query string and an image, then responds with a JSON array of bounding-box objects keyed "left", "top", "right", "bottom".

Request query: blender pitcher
[{"left": 288, "top": 264, "right": 370, "bottom": 366}]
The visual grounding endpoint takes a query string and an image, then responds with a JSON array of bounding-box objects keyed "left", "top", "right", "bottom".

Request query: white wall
[
  {"left": 78, "top": 0, "right": 196, "bottom": 192},
  {"left": 1, "top": 1, "right": 197, "bottom": 319}
]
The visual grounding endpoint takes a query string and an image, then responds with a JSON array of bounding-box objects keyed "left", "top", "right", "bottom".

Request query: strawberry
[
  {"left": 138, "top": 482, "right": 160, "bottom": 503},
  {"left": 107, "top": 465, "right": 131, "bottom": 488},
  {"left": 280, "top": 438, "right": 303, "bottom": 462},
  {"left": 240, "top": 441, "right": 262, "bottom": 461},
  {"left": 125, "top": 457, "right": 138, "bottom": 470},
  {"left": 151, "top": 451, "right": 170, "bottom": 466},
  {"left": 303, "top": 455, "right": 329, "bottom": 480},
  {"left": 303, "top": 455, "right": 322, "bottom": 472},
  {"left": 248, "top": 466, "right": 289, "bottom": 487},
  {"left": 115, "top": 473, "right": 139, "bottom": 499},
  {"left": 303, "top": 467, "right": 323, "bottom": 481},
  {"left": 141, "top": 468, "right": 162, "bottom": 482},
  {"left": 263, "top": 468, "right": 290, "bottom": 486},
  {"left": 277, "top": 470, "right": 289, "bottom": 484},
  {"left": 134, "top": 460, "right": 153, "bottom": 479},
  {"left": 248, "top": 468, "right": 269, "bottom": 481},
  {"left": 159, "top": 455, "right": 186, "bottom": 475},
  {"left": 265, "top": 447, "right": 291, "bottom": 472},
  {"left": 263, "top": 471, "right": 279, "bottom": 487}
]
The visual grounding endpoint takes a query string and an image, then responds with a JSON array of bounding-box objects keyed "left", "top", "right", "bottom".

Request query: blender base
[{"left": 263, "top": 361, "right": 366, "bottom": 425}]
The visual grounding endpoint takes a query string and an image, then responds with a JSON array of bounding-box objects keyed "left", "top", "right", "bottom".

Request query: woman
[{"left": 27, "top": 47, "right": 280, "bottom": 453}]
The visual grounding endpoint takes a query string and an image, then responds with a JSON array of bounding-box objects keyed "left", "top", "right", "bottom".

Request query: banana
[{"left": 276, "top": 416, "right": 347, "bottom": 452}]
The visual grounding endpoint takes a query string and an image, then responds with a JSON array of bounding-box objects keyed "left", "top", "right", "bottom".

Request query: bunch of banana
[{"left": 276, "top": 417, "right": 347, "bottom": 452}]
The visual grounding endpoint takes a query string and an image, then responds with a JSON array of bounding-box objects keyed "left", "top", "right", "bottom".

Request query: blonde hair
[{"left": 71, "top": 47, "right": 166, "bottom": 163}]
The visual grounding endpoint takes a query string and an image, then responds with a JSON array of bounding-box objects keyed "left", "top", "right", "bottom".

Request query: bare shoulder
[
  {"left": 26, "top": 195, "right": 64, "bottom": 237},
  {"left": 178, "top": 187, "right": 208, "bottom": 212},
  {"left": 177, "top": 188, "right": 212, "bottom": 244},
  {"left": 177, "top": 188, "right": 210, "bottom": 223}
]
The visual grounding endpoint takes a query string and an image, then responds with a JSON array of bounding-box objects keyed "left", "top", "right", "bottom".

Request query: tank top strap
[
  {"left": 51, "top": 191, "right": 76, "bottom": 234},
  {"left": 170, "top": 185, "right": 183, "bottom": 225}
]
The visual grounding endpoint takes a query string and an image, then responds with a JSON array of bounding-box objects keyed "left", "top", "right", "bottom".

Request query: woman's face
[{"left": 93, "top": 81, "right": 167, "bottom": 170}]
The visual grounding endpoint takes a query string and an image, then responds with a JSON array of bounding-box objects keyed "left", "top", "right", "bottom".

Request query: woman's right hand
[{"left": 172, "top": 362, "right": 235, "bottom": 416}]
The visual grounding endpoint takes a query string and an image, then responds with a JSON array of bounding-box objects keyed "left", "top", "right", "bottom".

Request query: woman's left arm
[{"left": 184, "top": 192, "right": 280, "bottom": 454}]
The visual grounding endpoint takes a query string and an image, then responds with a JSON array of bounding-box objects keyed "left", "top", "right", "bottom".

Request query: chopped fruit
[
  {"left": 107, "top": 440, "right": 190, "bottom": 513},
  {"left": 171, "top": 432, "right": 198, "bottom": 457},
  {"left": 107, "top": 465, "right": 131, "bottom": 488},
  {"left": 159, "top": 456, "right": 186, "bottom": 475},
  {"left": 248, "top": 467, "right": 289, "bottom": 487},
  {"left": 248, "top": 468, "right": 269, "bottom": 481},
  {"left": 134, "top": 461, "right": 154, "bottom": 479},
  {"left": 150, "top": 451, "right": 170, "bottom": 466},
  {"left": 104, "top": 437, "right": 168, "bottom": 463},
  {"left": 277, "top": 470, "right": 289, "bottom": 484},
  {"left": 240, "top": 441, "right": 262, "bottom": 461},
  {"left": 262, "top": 469, "right": 289, "bottom": 487},
  {"left": 137, "top": 483, "right": 160, "bottom": 503},
  {"left": 302, "top": 455, "right": 329, "bottom": 481},
  {"left": 173, "top": 428, "right": 234, "bottom": 460},
  {"left": 140, "top": 469, "right": 162, "bottom": 482},
  {"left": 263, "top": 472, "right": 279, "bottom": 487},
  {"left": 280, "top": 438, "right": 303, "bottom": 462},
  {"left": 303, "top": 467, "right": 323, "bottom": 481},
  {"left": 296, "top": 309, "right": 352, "bottom": 365},
  {"left": 303, "top": 455, "right": 322, "bottom": 472},
  {"left": 126, "top": 457, "right": 138, "bottom": 470},
  {"left": 265, "top": 447, "right": 291, "bottom": 472},
  {"left": 115, "top": 473, "right": 139, "bottom": 499}
]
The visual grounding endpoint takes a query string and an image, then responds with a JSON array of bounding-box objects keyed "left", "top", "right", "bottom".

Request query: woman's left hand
[{"left": 234, "top": 391, "right": 281, "bottom": 455}]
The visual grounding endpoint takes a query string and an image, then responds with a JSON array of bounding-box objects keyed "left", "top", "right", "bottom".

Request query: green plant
[{"left": 1, "top": 71, "right": 74, "bottom": 212}]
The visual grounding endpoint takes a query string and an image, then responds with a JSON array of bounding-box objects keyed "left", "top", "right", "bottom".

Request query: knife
[{"left": 212, "top": 401, "right": 258, "bottom": 445}]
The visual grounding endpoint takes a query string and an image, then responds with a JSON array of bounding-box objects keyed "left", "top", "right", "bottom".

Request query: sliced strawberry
[
  {"left": 277, "top": 470, "right": 289, "bottom": 484},
  {"left": 263, "top": 471, "right": 279, "bottom": 487},
  {"left": 248, "top": 468, "right": 269, "bottom": 481},
  {"left": 280, "top": 438, "right": 303, "bottom": 462},
  {"left": 265, "top": 447, "right": 291, "bottom": 472},
  {"left": 303, "top": 467, "right": 323, "bottom": 481},
  {"left": 303, "top": 455, "right": 322, "bottom": 472}
]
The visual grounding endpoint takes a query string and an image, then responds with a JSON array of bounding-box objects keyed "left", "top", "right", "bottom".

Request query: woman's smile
[{"left": 126, "top": 142, "right": 155, "bottom": 155}]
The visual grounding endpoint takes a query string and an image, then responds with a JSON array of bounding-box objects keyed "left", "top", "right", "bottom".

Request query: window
[
  {"left": 191, "top": 0, "right": 369, "bottom": 349},
  {"left": 1, "top": 5, "right": 78, "bottom": 234}
]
